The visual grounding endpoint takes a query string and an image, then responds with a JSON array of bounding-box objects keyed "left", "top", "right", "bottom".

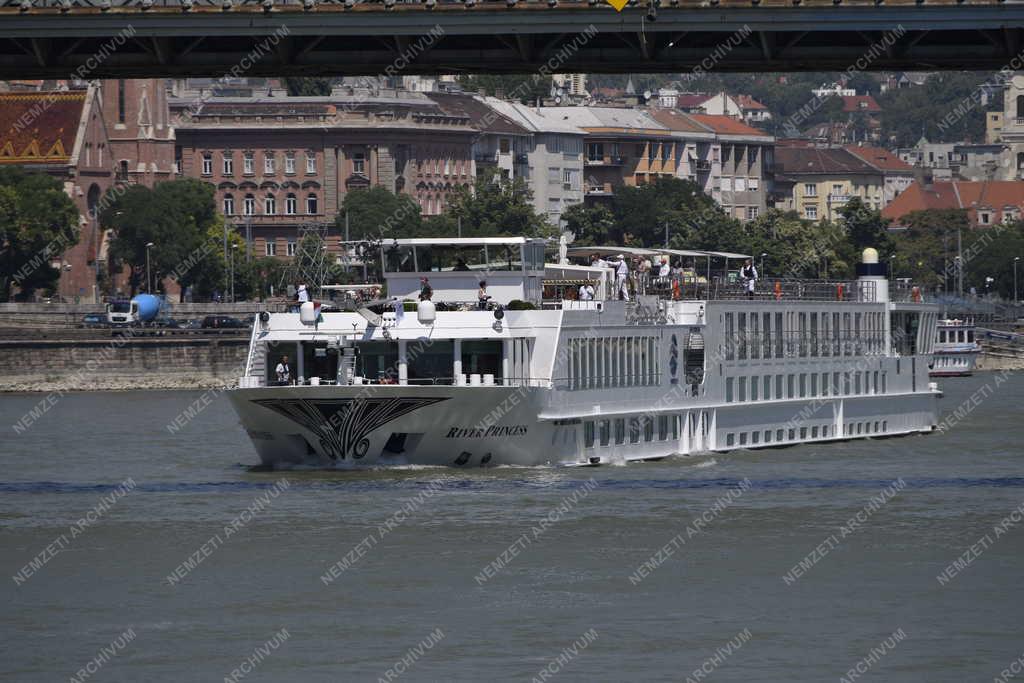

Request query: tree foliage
[
  {"left": 284, "top": 77, "right": 332, "bottom": 97},
  {"left": 337, "top": 186, "right": 423, "bottom": 240},
  {"left": 442, "top": 170, "right": 553, "bottom": 238},
  {"left": 0, "top": 167, "right": 79, "bottom": 301},
  {"left": 101, "top": 178, "right": 219, "bottom": 296}
]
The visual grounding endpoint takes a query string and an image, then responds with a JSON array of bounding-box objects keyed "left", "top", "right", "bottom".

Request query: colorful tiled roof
[
  {"left": 0, "top": 91, "right": 86, "bottom": 165},
  {"left": 774, "top": 146, "right": 879, "bottom": 175},
  {"left": 881, "top": 180, "right": 1024, "bottom": 225},
  {"left": 735, "top": 94, "right": 768, "bottom": 110}
]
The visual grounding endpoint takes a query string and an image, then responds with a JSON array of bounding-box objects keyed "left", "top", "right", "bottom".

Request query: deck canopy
[{"left": 381, "top": 237, "right": 548, "bottom": 304}]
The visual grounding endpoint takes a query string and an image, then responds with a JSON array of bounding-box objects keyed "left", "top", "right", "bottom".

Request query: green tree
[
  {"left": 101, "top": 178, "right": 218, "bottom": 297},
  {"left": 878, "top": 72, "right": 992, "bottom": 147},
  {"left": 337, "top": 186, "right": 423, "bottom": 240},
  {"left": 744, "top": 209, "right": 851, "bottom": 279},
  {"left": 0, "top": 168, "right": 79, "bottom": 301},
  {"left": 891, "top": 209, "right": 969, "bottom": 293},
  {"left": 445, "top": 170, "right": 553, "bottom": 238},
  {"left": 837, "top": 197, "right": 893, "bottom": 256},
  {"left": 562, "top": 203, "right": 615, "bottom": 246},
  {"left": 284, "top": 77, "right": 332, "bottom": 97},
  {"left": 457, "top": 74, "right": 553, "bottom": 105}
]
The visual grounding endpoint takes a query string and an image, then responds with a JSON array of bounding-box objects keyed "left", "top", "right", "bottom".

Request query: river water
[{"left": 1, "top": 375, "right": 1023, "bottom": 682}]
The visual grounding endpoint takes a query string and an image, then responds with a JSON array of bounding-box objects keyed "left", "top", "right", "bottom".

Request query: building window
[
  {"left": 243, "top": 194, "right": 255, "bottom": 216},
  {"left": 285, "top": 153, "right": 295, "bottom": 175},
  {"left": 117, "top": 79, "right": 126, "bottom": 124},
  {"left": 306, "top": 152, "right": 316, "bottom": 174},
  {"left": 265, "top": 241, "right": 276, "bottom": 257},
  {"left": 353, "top": 152, "right": 365, "bottom": 175},
  {"left": 222, "top": 153, "right": 233, "bottom": 175},
  {"left": 548, "top": 167, "right": 560, "bottom": 185},
  {"left": 285, "top": 193, "right": 297, "bottom": 215},
  {"left": 201, "top": 153, "right": 212, "bottom": 176},
  {"left": 243, "top": 152, "right": 254, "bottom": 175},
  {"left": 804, "top": 183, "right": 817, "bottom": 197},
  {"left": 747, "top": 207, "right": 759, "bottom": 220},
  {"left": 980, "top": 212, "right": 991, "bottom": 225},
  {"left": 587, "top": 143, "right": 604, "bottom": 162},
  {"left": 286, "top": 241, "right": 296, "bottom": 256},
  {"left": 264, "top": 153, "right": 275, "bottom": 175},
  {"left": 444, "top": 157, "right": 451, "bottom": 176},
  {"left": 805, "top": 205, "right": 818, "bottom": 220},
  {"left": 499, "top": 138, "right": 511, "bottom": 154},
  {"left": 306, "top": 193, "right": 318, "bottom": 215},
  {"left": 264, "top": 194, "right": 276, "bottom": 215},
  {"left": 223, "top": 194, "right": 234, "bottom": 215}
]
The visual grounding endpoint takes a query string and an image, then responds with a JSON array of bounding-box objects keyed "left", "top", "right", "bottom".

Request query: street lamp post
[
  {"left": 760, "top": 252, "right": 767, "bottom": 280},
  {"left": 230, "top": 243, "right": 239, "bottom": 303},
  {"left": 1014, "top": 256, "right": 1020, "bottom": 305},
  {"left": 145, "top": 242, "right": 154, "bottom": 293}
]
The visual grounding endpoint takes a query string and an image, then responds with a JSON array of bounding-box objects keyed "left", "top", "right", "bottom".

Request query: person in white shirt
[
  {"left": 275, "top": 355, "right": 291, "bottom": 385},
  {"left": 578, "top": 283, "right": 595, "bottom": 301},
  {"left": 658, "top": 256, "right": 671, "bottom": 279},
  {"left": 741, "top": 259, "right": 758, "bottom": 299},
  {"left": 297, "top": 284, "right": 309, "bottom": 303},
  {"left": 607, "top": 255, "right": 630, "bottom": 301}
]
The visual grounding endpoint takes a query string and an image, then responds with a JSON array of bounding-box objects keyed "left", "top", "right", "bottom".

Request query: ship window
[
  {"left": 873, "top": 371, "right": 879, "bottom": 394},
  {"left": 800, "top": 427, "right": 807, "bottom": 439},
  {"left": 810, "top": 313, "right": 819, "bottom": 357},
  {"left": 764, "top": 430, "right": 771, "bottom": 443},
  {"left": 833, "top": 372, "right": 841, "bottom": 395},
  {"left": 752, "top": 431, "right": 760, "bottom": 445},
  {"left": 763, "top": 313, "right": 772, "bottom": 359},
  {"left": 798, "top": 313, "right": 807, "bottom": 357},
  {"left": 739, "top": 433, "right": 748, "bottom": 446},
  {"left": 462, "top": 340, "right": 503, "bottom": 385},
  {"left": 775, "top": 375, "right": 783, "bottom": 398},
  {"left": 615, "top": 419, "right": 625, "bottom": 445},
  {"left": 823, "top": 425, "right": 829, "bottom": 438},
  {"left": 855, "top": 373, "right": 862, "bottom": 395},
  {"left": 408, "top": 340, "right": 455, "bottom": 385},
  {"left": 874, "top": 421, "right": 880, "bottom": 432},
  {"left": 599, "top": 420, "right": 610, "bottom": 446},
  {"left": 812, "top": 426, "right": 819, "bottom": 438},
  {"left": 844, "top": 372, "right": 851, "bottom": 395},
  {"left": 584, "top": 421, "right": 595, "bottom": 448},
  {"left": 857, "top": 423, "right": 863, "bottom": 435},
  {"left": 629, "top": 418, "right": 641, "bottom": 444},
  {"left": 822, "top": 372, "right": 829, "bottom": 397},
  {"left": 811, "top": 373, "right": 818, "bottom": 396},
  {"left": 751, "top": 377, "right": 759, "bottom": 401},
  {"left": 788, "top": 429, "right": 795, "bottom": 440},
  {"left": 727, "top": 433, "right": 735, "bottom": 447},
  {"left": 726, "top": 377, "right": 734, "bottom": 403},
  {"left": 787, "top": 374, "right": 795, "bottom": 399},
  {"left": 882, "top": 420, "right": 888, "bottom": 432},
  {"left": 672, "top": 415, "right": 680, "bottom": 440},
  {"left": 737, "top": 313, "right": 747, "bottom": 360},
  {"left": 776, "top": 429, "right": 784, "bottom": 441},
  {"left": 763, "top": 375, "right": 771, "bottom": 400},
  {"left": 967, "top": 330, "right": 974, "bottom": 343},
  {"left": 724, "top": 313, "right": 735, "bottom": 360},
  {"left": 738, "top": 377, "right": 747, "bottom": 402},
  {"left": 658, "top": 415, "right": 669, "bottom": 441},
  {"left": 775, "top": 313, "right": 784, "bottom": 357},
  {"left": 749, "top": 313, "right": 760, "bottom": 360},
  {"left": 799, "top": 373, "right": 807, "bottom": 398},
  {"left": 643, "top": 418, "right": 654, "bottom": 442},
  {"left": 355, "top": 342, "right": 399, "bottom": 383}
]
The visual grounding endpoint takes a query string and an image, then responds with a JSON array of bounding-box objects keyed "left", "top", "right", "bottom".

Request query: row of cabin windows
[
  {"left": 725, "top": 370, "right": 887, "bottom": 403},
  {"left": 583, "top": 414, "right": 679, "bottom": 448},
  {"left": 725, "top": 420, "right": 889, "bottom": 447},
  {"left": 727, "top": 425, "right": 833, "bottom": 447},
  {"left": 223, "top": 193, "right": 318, "bottom": 216},
  {"left": 567, "top": 336, "right": 660, "bottom": 391},
  {"left": 939, "top": 329, "right": 975, "bottom": 343},
  {"left": 202, "top": 151, "right": 318, "bottom": 176},
  {"left": 722, "top": 310, "right": 887, "bottom": 361}
]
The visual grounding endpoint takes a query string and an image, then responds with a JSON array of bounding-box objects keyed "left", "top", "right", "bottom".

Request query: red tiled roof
[
  {"left": 0, "top": 90, "right": 86, "bottom": 165},
  {"left": 882, "top": 180, "right": 1024, "bottom": 225},
  {"left": 688, "top": 113, "right": 768, "bottom": 136},
  {"left": 842, "top": 95, "right": 882, "bottom": 113},
  {"left": 735, "top": 94, "right": 767, "bottom": 110},
  {"left": 844, "top": 145, "right": 915, "bottom": 173},
  {"left": 675, "top": 93, "right": 711, "bottom": 109}
]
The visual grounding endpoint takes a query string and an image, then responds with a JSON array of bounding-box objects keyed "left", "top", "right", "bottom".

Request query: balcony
[
  {"left": 691, "top": 159, "right": 712, "bottom": 172},
  {"left": 585, "top": 183, "right": 614, "bottom": 196},
  {"left": 474, "top": 153, "right": 497, "bottom": 164},
  {"left": 827, "top": 194, "right": 851, "bottom": 204},
  {"left": 585, "top": 156, "right": 625, "bottom": 166}
]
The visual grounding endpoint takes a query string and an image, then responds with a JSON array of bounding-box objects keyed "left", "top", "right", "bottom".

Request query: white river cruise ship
[{"left": 228, "top": 238, "right": 940, "bottom": 468}]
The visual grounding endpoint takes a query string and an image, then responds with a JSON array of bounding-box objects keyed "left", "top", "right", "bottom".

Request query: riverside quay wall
[{"left": 0, "top": 335, "right": 249, "bottom": 392}]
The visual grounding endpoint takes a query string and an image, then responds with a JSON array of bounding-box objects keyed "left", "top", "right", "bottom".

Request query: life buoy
[
  {"left": 836, "top": 284, "right": 844, "bottom": 301},
  {"left": 774, "top": 281, "right": 782, "bottom": 301}
]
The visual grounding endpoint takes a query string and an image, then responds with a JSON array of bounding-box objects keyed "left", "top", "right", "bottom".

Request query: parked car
[
  {"left": 201, "top": 315, "right": 248, "bottom": 329},
  {"left": 81, "top": 313, "right": 107, "bottom": 328}
]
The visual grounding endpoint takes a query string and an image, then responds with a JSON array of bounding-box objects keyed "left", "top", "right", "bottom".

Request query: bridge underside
[{"left": 2, "top": 2, "right": 1024, "bottom": 78}]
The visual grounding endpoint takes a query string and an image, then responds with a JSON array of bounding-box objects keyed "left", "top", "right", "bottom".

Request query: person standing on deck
[
  {"left": 607, "top": 255, "right": 630, "bottom": 301},
  {"left": 741, "top": 259, "right": 758, "bottom": 299}
]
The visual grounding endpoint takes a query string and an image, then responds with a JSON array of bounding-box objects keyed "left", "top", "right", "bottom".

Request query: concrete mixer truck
[{"left": 105, "top": 294, "right": 171, "bottom": 327}]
